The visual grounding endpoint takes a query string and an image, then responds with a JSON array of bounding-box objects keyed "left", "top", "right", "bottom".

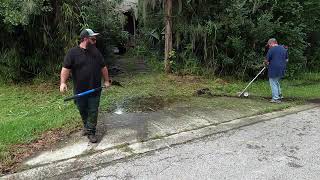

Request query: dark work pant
[{"left": 75, "top": 94, "right": 101, "bottom": 135}]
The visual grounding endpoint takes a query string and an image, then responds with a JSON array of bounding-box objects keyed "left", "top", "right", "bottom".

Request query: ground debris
[{"left": 194, "top": 88, "right": 213, "bottom": 97}]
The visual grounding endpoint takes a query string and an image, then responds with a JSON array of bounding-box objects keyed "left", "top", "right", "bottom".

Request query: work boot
[{"left": 88, "top": 134, "right": 98, "bottom": 143}]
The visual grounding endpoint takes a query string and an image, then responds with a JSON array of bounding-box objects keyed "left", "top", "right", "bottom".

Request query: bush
[
  {"left": 0, "top": 0, "right": 127, "bottom": 82},
  {"left": 139, "top": 0, "right": 320, "bottom": 78},
  {"left": 0, "top": 49, "right": 21, "bottom": 82}
]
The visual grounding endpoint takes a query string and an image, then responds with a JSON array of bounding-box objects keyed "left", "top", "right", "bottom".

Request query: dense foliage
[
  {"left": 139, "top": 0, "right": 320, "bottom": 78},
  {"left": 0, "top": 0, "right": 319, "bottom": 81},
  {"left": 0, "top": 0, "right": 127, "bottom": 82}
]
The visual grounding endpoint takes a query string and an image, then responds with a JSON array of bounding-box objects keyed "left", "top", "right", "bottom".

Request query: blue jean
[{"left": 269, "top": 77, "right": 282, "bottom": 100}]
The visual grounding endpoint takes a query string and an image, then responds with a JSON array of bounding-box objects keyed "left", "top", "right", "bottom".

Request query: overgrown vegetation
[
  {"left": 0, "top": 0, "right": 127, "bottom": 82},
  {"left": 1, "top": 0, "right": 319, "bottom": 80},
  {"left": 139, "top": 0, "right": 320, "bottom": 77}
]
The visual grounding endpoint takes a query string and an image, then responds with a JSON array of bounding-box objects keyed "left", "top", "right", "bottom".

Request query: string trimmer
[{"left": 238, "top": 66, "right": 266, "bottom": 97}]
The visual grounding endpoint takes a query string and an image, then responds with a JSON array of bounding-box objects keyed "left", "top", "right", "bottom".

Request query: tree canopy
[
  {"left": 140, "top": 0, "right": 320, "bottom": 77},
  {"left": 0, "top": 0, "right": 127, "bottom": 82},
  {"left": 0, "top": 0, "right": 319, "bottom": 81}
]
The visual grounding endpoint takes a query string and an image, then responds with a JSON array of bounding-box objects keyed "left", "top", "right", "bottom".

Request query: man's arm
[
  {"left": 265, "top": 49, "right": 272, "bottom": 65},
  {"left": 102, "top": 66, "right": 111, "bottom": 88},
  {"left": 60, "top": 67, "right": 71, "bottom": 93}
]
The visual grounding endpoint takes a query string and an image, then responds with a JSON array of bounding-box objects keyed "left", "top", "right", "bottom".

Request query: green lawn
[
  {"left": 1, "top": 72, "right": 319, "bottom": 173},
  {"left": 210, "top": 72, "right": 320, "bottom": 100},
  {"left": 0, "top": 83, "right": 79, "bottom": 171}
]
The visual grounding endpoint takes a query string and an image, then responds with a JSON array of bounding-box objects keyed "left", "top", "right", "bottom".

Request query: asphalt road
[{"left": 77, "top": 107, "right": 320, "bottom": 180}]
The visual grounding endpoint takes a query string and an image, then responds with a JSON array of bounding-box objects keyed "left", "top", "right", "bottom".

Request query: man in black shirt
[{"left": 60, "top": 29, "right": 111, "bottom": 143}]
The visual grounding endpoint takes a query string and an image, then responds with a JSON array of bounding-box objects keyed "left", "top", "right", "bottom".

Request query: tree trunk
[{"left": 164, "top": 0, "right": 172, "bottom": 73}]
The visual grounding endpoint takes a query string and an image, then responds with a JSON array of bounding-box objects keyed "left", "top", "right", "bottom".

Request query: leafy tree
[
  {"left": 0, "top": 0, "right": 127, "bottom": 82},
  {"left": 138, "top": 0, "right": 320, "bottom": 78},
  {"left": 142, "top": 0, "right": 175, "bottom": 73}
]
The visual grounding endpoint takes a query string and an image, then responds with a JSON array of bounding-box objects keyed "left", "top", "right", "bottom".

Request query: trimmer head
[
  {"left": 243, "top": 92, "right": 249, "bottom": 97},
  {"left": 237, "top": 91, "right": 249, "bottom": 97}
]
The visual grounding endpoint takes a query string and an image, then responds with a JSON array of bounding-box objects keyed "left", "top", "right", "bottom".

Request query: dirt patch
[
  {"left": 194, "top": 88, "right": 213, "bottom": 97},
  {"left": 0, "top": 125, "right": 80, "bottom": 175},
  {"left": 118, "top": 96, "right": 174, "bottom": 112},
  {"left": 307, "top": 99, "right": 320, "bottom": 104}
]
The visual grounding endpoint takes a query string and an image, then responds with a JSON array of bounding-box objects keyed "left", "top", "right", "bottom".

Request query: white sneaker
[{"left": 270, "top": 99, "right": 281, "bottom": 103}]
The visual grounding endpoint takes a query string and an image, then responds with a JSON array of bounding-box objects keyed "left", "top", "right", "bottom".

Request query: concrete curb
[{"left": 2, "top": 104, "right": 319, "bottom": 180}]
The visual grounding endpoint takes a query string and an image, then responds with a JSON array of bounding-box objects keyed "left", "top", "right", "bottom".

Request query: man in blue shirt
[{"left": 265, "top": 38, "right": 288, "bottom": 103}]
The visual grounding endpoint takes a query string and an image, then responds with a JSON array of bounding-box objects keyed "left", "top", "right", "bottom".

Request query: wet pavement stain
[
  {"left": 107, "top": 96, "right": 177, "bottom": 114},
  {"left": 120, "top": 96, "right": 169, "bottom": 112}
]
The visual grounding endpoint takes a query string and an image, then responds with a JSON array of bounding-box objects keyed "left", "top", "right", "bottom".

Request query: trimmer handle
[{"left": 63, "top": 86, "right": 105, "bottom": 102}]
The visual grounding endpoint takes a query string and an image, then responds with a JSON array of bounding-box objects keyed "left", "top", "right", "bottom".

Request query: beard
[{"left": 86, "top": 42, "right": 97, "bottom": 54}]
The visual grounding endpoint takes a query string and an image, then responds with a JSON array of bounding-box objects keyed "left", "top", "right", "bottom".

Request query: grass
[
  {"left": 0, "top": 82, "right": 80, "bottom": 172},
  {"left": 226, "top": 72, "right": 320, "bottom": 100},
  {"left": 1, "top": 69, "right": 319, "bottom": 174}
]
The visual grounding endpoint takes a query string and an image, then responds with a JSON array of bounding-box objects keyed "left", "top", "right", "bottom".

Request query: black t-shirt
[{"left": 63, "top": 46, "right": 105, "bottom": 94}]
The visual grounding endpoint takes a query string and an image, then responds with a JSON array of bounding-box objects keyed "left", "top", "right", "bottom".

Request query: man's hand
[
  {"left": 104, "top": 80, "right": 111, "bottom": 88},
  {"left": 60, "top": 83, "right": 68, "bottom": 93},
  {"left": 60, "top": 68, "right": 70, "bottom": 93},
  {"left": 264, "top": 60, "right": 269, "bottom": 66}
]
